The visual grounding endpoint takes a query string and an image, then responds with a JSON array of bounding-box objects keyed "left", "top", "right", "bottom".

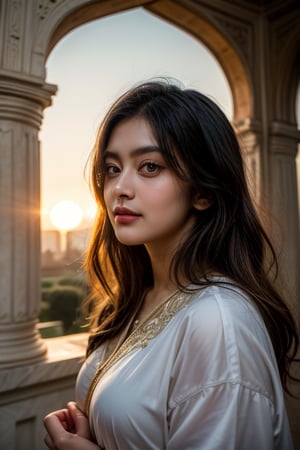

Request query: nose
[{"left": 113, "top": 169, "right": 134, "bottom": 199}]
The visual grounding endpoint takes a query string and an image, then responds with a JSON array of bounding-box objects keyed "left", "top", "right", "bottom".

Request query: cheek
[
  {"left": 147, "top": 190, "right": 175, "bottom": 211},
  {"left": 164, "top": 183, "right": 192, "bottom": 208},
  {"left": 150, "top": 179, "right": 183, "bottom": 202},
  {"left": 103, "top": 185, "right": 110, "bottom": 207},
  {"left": 149, "top": 187, "right": 192, "bottom": 219}
]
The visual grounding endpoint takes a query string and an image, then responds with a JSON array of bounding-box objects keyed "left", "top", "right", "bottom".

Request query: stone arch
[
  {"left": 32, "top": 0, "right": 300, "bottom": 318},
  {"left": 0, "top": 0, "right": 256, "bottom": 371},
  {"left": 38, "top": 0, "right": 252, "bottom": 124},
  {"left": 146, "top": 1, "right": 252, "bottom": 123}
]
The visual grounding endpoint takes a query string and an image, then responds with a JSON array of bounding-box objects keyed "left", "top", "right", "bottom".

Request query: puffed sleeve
[{"left": 166, "top": 286, "right": 293, "bottom": 450}]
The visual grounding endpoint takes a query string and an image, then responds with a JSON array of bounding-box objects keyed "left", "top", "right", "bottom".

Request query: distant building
[
  {"left": 41, "top": 227, "right": 91, "bottom": 265},
  {"left": 41, "top": 229, "right": 61, "bottom": 260},
  {"left": 66, "top": 228, "right": 91, "bottom": 260}
]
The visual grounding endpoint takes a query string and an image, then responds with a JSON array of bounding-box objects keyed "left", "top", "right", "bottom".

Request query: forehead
[{"left": 106, "top": 117, "right": 157, "bottom": 152}]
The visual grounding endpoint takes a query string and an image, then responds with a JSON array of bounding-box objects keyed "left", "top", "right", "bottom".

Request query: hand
[{"left": 44, "top": 401, "right": 100, "bottom": 449}]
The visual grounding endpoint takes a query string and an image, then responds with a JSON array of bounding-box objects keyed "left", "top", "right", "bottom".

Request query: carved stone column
[
  {"left": 235, "top": 119, "right": 300, "bottom": 309},
  {"left": 235, "top": 119, "right": 262, "bottom": 204},
  {"left": 269, "top": 121, "right": 300, "bottom": 309},
  {"left": 0, "top": 75, "right": 56, "bottom": 367}
]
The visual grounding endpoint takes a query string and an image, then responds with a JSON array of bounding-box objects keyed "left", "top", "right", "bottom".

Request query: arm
[
  {"left": 166, "top": 289, "right": 293, "bottom": 449},
  {"left": 44, "top": 402, "right": 101, "bottom": 450},
  {"left": 167, "top": 381, "right": 278, "bottom": 450}
]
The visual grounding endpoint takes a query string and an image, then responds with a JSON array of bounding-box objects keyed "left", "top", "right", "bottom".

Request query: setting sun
[{"left": 50, "top": 200, "right": 83, "bottom": 231}]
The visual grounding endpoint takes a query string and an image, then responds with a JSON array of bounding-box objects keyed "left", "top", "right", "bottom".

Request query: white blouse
[{"left": 75, "top": 282, "right": 293, "bottom": 449}]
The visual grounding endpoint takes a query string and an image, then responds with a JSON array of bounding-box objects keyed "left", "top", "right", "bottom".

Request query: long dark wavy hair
[{"left": 84, "top": 79, "right": 298, "bottom": 392}]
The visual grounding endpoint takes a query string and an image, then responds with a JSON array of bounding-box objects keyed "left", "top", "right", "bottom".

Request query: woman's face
[{"left": 103, "top": 117, "right": 197, "bottom": 253}]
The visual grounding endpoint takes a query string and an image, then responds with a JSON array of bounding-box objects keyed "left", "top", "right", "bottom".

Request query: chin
[
  {"left": 115, "top": 235, "right": 144, "bottom": 246},
  {"left": 119, "top": 240, "right": 144, "bottom": 247}
]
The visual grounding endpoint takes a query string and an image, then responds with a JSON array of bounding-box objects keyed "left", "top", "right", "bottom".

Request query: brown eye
[
  {"left": 105, "top": 164, "right": 120, "bottom": 175},
  {"left": 145, "top": 162, "right": 157, "bottom": 172},
  {"left": 139, "top": 161, "right": 162, "bottom": 176}
]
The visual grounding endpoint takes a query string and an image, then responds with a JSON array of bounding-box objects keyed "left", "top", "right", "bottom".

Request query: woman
[{"left": 44, "top": 79, "right": 298, "bottom": 449}]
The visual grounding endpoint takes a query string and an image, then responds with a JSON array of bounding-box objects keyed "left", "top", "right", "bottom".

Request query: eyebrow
[{"left": 103, "top": 145, "right": 162, "bottom": 160}]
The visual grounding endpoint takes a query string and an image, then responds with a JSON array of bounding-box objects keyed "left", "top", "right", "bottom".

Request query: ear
[{"left": 193, "top": 194, "right": 212, "bottom": 211}]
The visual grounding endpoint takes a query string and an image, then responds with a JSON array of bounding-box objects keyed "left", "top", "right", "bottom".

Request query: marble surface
[{"left": 0, "top": 333, "right": 89, "bottom": 449}]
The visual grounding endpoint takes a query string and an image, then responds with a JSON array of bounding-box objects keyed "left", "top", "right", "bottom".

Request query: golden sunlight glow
[
  {"left": 85, "top": 203, "right": 97, "bottom": 220},
  {"left": 50, "top": 200, "right": 83, "bottom": 231}
]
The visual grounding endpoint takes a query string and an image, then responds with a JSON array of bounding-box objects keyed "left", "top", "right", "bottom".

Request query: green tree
[{"left": 47, "top": 286, "right": 83, "bottom": 333}]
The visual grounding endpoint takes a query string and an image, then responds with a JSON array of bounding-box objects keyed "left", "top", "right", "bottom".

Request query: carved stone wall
[
  {"left": 0, "top": 75, "right": 56, "bottom": 367},
  {"left": 0, "top": 334, "right": 88, "bottom": 450}
]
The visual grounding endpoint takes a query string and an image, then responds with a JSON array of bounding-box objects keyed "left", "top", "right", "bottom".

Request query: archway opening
[
  {"left": 40, "top": 8, "right": 234, "bottom": 230},
  {"left": 39, "top": 7, "right": 234, "bottom": 336}
]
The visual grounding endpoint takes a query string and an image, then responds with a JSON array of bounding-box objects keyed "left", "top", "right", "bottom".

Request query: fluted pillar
[
  {"left": 235, "top": 119, "right": 262, "bottom": 203},
  {"left": 269, "top": 121, "right": 300, "bottom": 309},
  {"left": 236, "top": 119, "right": 300, "bottom": 309},
  {"left": 0, "top": 75, "right": 56, "bottom": 367}
]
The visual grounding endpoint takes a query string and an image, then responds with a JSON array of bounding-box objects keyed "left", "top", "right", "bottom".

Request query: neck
[
  {"left": 146, "top": 244, "right": 174, "bottom": 287},
  {"left": 142, "top": 245, "right": 182, "bottom": 313},
  {"left": 144, "top": 217, "right": 196, "bottom": 293}
]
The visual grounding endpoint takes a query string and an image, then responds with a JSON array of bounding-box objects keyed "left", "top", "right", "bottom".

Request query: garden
[{"left": 39, "top": 272, "right": 89, "bottom": 338}]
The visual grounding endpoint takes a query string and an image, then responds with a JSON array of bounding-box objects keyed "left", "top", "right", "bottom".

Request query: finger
[
  {"left": 44, "top": 432, "right": 54, "bottom": 449},
  {"left": 44, "top": 414, "right": 67, "bottom": 439},
  {"left": 44, "top": 409, "right": 70, "bottom": 432},
  {"left": 67, "top": 402, "right": 91, "bottom": 439},
  {"left": 58, "top": 408, "right": 74, "bottom": 433}
]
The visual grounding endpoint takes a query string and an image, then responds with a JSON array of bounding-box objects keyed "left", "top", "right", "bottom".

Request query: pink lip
[
  {"left": 114, "top": 206, "right": 139, "bottom": 216},
  {"left": 113, "top": 206, "right": 141, "bottom": 224}
]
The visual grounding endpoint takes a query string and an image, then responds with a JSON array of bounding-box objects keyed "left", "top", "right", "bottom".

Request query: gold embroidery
[{"left": 85, "top": 289, "right": 195, "bottom": 416}]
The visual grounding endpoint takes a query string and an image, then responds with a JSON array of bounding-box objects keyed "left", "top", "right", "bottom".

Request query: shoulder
[
  {"left": 183, "top": 281, "right": 268, "bottom": 345},
  {"left": 170, "top": 281, "right": 278, "bottom": 393}
]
